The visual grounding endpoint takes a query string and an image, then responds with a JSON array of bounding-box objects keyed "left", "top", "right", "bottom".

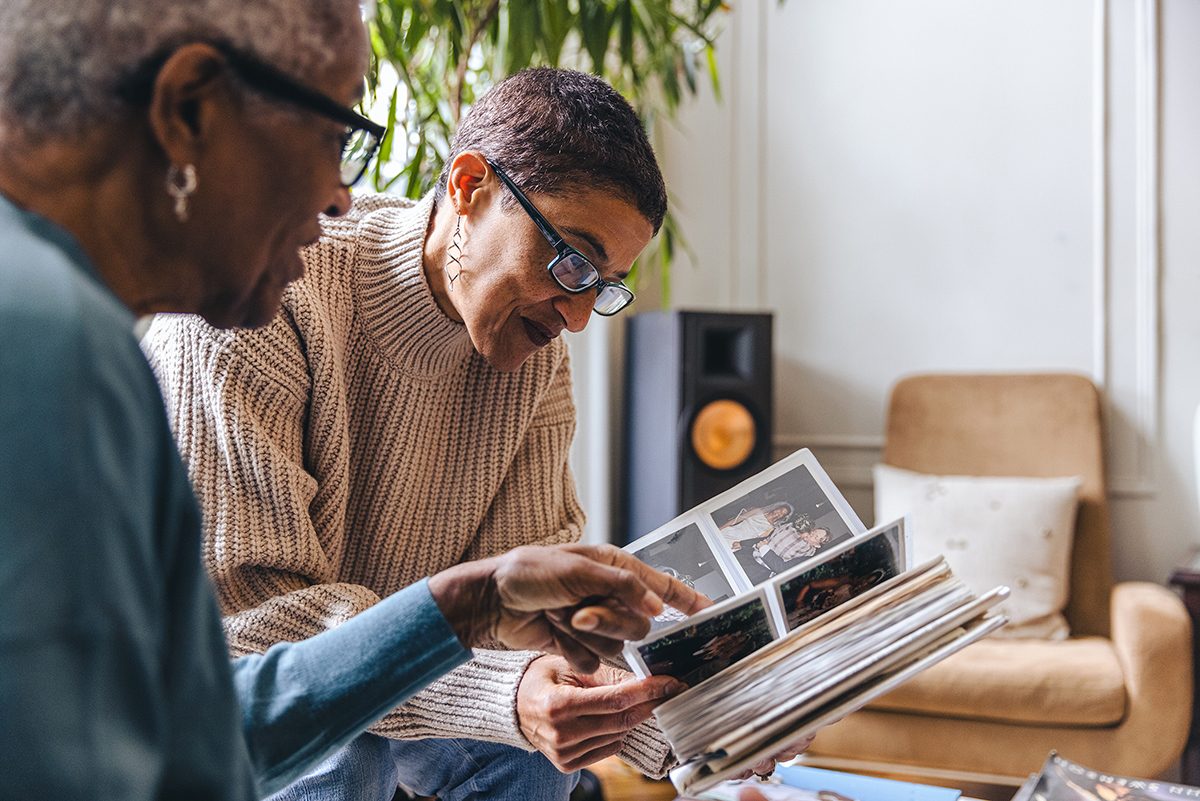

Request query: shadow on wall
[
  {"left": 769, "top": 356, "right": 881, "bottom": 526},
  {"left": 1104, "top": 397, "right": 1199, "bottom": 585}
]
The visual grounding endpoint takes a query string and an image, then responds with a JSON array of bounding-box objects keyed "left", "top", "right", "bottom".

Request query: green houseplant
[{"left": 363, "top": 0, "right": 727, "bottom": 296}]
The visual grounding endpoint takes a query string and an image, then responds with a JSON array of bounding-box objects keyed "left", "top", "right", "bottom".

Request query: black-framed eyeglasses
[
  {"left": 117, "top": 43, "right": 386, "bottom": 187},
  {"left": 489, "top": 161, "right": 636, "bottom": 316},
  {"left": 216, "top": 45, "right": 385, "bottom": 187}
]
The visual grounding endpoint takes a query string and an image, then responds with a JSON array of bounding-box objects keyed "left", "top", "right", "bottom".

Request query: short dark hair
[{"left": 435, "top": 67, "right": 668, "bottom": 234}]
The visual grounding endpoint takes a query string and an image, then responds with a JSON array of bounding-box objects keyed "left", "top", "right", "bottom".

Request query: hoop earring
[
  {"left": 166, "top": 164, "right": 197, "bottom": 223},
  {"left": 445, "top": 214, "right": 464, "bottom": 289}
]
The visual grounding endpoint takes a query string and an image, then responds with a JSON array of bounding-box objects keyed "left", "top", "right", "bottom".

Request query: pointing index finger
[{"left": 607, "top": 549, "right": 711, "bottom": 616}]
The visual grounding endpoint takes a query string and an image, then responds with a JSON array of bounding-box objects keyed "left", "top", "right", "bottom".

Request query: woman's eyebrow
[{"left": 561, "top": 225, "right": 609, "bottom": 265}]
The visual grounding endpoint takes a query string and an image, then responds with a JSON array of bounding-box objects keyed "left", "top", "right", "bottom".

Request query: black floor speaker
[{"left": 621, "top": 310, "right": 773, "bottom": 545}]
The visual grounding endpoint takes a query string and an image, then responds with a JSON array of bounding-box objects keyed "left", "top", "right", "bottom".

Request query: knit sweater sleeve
[{"left": 144, "top": 256, "right": 675, "bottom": 769}]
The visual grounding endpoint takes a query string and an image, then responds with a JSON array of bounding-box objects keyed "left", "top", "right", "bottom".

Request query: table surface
[{"left": 589, "top": 756, "right": 1002, "bottom": 801}]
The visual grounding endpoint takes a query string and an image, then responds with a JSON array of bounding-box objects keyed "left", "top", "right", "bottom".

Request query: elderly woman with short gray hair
[{"left": 0, "top": 1, "right": 706, "bottom": 798}]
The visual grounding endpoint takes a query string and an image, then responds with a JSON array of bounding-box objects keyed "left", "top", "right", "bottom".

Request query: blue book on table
[{"left": 776, "top": 765, "right": 962, "bottom": 801}]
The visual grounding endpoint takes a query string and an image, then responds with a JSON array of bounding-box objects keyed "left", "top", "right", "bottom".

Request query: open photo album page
[
  {"left": 625, "top": 515, "right": 909, "bottom": 680},
  {"left": 626, "top": 448, "right": 867, "bottom": 595},
  {"left": 623, "top": 449, "right": 913, "bottom": 681}
]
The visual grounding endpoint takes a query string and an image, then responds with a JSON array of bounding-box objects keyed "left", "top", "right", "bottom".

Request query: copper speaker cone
[{"left": 690, "top": 399, "right": 756, "bottom": 471}]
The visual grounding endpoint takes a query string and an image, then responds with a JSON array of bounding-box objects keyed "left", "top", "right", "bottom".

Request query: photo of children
[
  {"left": 711, "top": 464, "right": 857, "bottom": 585},
  {"left": 778, "top": 523, "right": 904, "bottom": 631},
  {"left": 633, "top": 594, "right": 775, "bottom": 687},
  {"left": 629, "top": 521, "right": 738, "bottom": 631}
]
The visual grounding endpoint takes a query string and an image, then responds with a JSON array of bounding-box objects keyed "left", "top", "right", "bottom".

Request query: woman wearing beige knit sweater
[{"left": 144, "top": 68, "right": 801, "bottom": 801}]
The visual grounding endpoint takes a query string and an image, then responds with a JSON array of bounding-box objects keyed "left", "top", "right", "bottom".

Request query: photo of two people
[{"left": 711, "top": 464, "right": 857, "bottom": 586}]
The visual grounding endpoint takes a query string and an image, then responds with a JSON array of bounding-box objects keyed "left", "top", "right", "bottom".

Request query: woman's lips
[{"left": 522, "top": 317, "right": 552, "bottom": 347}]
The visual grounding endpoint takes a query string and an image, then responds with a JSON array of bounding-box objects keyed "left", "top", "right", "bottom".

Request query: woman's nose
[{"left": 556, "top": 290, "right": 594, "bottom": 333}]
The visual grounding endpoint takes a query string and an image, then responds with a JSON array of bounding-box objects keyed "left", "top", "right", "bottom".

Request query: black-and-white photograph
[
  {"left": 708, "top": 463, "right": 858, "bottom": 586},
  {"left": 627, "top": 520, "right": 738, "bottom": 631},
  {"left": 775, "top": 519, "right": 905, "bottom": 631},
  {"left": 629, "top": 593, "right": 776, "bottom": 686}
]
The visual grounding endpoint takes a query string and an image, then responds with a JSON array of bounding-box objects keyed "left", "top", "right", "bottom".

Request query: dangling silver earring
[
  {"left": 445, "top": 214, "right": 464, "bottom": 289},
  {"left": 166, "top": 164, "right": 197, "bottom": 223}
]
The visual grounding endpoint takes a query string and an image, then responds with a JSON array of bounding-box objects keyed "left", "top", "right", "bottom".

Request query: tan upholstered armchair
[{"left": 807, "top": 374, "right": 1192, "bottom": 781}]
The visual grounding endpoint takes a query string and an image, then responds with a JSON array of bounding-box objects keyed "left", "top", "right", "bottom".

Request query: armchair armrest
[
  {"left": 1109, "top": 581, "right": 1192, "bottom": 773},
  {"left": 1169, "top": 558, "right": 1200, "bottom": 783}
]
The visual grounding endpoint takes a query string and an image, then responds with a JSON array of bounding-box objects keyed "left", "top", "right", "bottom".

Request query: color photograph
[
  {"left": 776, "top": 521, "right": 905, "bottom": 631},
  {"left": 709, "top": 463, "right": 858, "bottom": 586},
  {"left": 632, "top": 593, "right": 775, "bottom": 686}
]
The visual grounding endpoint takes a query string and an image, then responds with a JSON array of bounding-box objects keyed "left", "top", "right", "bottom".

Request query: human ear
[
  {"left": 146, "top": 43, "right": 230, "bottom": 169},
  {"left": 446, "top": 151, "right": 492, "bottom": 215}
]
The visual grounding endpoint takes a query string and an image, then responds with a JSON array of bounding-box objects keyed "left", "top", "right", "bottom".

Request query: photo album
[
  {"left": 621, "top": 449, "right": 1010, "bottom": 797},
  {"left": 1010, "top": 752, "right": 1196, "bottom": 801}
]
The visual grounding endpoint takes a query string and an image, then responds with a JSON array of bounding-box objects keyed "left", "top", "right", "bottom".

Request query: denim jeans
[{"left": 267, "top": 732, "right": 580, "bottom": 801}]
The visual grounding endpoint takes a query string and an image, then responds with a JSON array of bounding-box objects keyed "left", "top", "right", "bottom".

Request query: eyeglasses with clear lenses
[
  {"left": 488, "top": 161, "right": 636, "bottom": 316},
  {"left": 217, "top": 45, "right": 385, "bottom": 187}
]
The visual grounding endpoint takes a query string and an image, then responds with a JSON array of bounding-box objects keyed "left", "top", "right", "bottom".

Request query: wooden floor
[{"left": 590, "top": 756, "right": 679, "bottom": 801}]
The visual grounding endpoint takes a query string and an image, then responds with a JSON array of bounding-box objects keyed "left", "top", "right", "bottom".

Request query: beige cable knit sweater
[{"left": 142, "top": 193, "right": 672, "bottom": 776}]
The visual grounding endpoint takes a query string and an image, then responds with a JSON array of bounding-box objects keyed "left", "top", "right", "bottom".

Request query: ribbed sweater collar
[{"left": 353, "top": 193, "right": 475, "bottom": 378}]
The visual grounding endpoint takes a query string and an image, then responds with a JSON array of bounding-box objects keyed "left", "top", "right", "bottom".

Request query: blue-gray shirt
[{"left": 0, "top": 194, "right": 470, "bottom": 798}]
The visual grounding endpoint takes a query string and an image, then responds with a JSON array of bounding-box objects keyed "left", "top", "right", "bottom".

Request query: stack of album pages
[{"left": 621, "top": 449, "right": 1009, "bottom": 797}]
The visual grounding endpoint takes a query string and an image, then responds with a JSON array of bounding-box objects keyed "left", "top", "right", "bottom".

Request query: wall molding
[
  {"left": 770, "top": 431, "right": 1148, "bottom": 499},
  {"left": 748, "top": 0, "right": 1159, "bottom": 500},
  {"left": 728, "top": 0, "right": 768, "bottom": 310},
  {"left": 1092, "top": 0, "right": 1110, "bottom": 389},
  {"left": 1102, "top": 0, "right": 1161, "bottom": 497},
  {"left": 1132, "top": 0, "right": 1161, "bottom": 492},
  {"left": 766, "top": 2, "right": 1160, "bottom": 500},
  {"left": 772, "top": 434, "right": 882, "bottom": 490},
  {"left": 775, "top": 434, "right": 885, "bottom": 450}
]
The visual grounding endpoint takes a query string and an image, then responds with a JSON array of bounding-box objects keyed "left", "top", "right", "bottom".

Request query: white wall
[{"left": 635, "top": 0, "right": 1200, "bottom": 585}]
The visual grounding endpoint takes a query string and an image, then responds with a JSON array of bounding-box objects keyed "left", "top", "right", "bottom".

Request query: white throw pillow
[{"left": 873, "top": 464, "right": 1082, "bottom": 640}]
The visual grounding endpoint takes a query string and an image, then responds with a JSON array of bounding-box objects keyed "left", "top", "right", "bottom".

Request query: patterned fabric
[{"left": 143, "top": 192, "right": 674, "bottom": 776}]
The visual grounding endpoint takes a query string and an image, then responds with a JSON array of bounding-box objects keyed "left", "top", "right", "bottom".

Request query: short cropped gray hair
[{"left": 0, "top": 0, "right": 360, "bottom": 137}]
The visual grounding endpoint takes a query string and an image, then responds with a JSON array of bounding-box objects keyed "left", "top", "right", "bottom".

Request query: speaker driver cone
[{"left": 690, "top": 399, "right": 756, "bottom": 471}]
